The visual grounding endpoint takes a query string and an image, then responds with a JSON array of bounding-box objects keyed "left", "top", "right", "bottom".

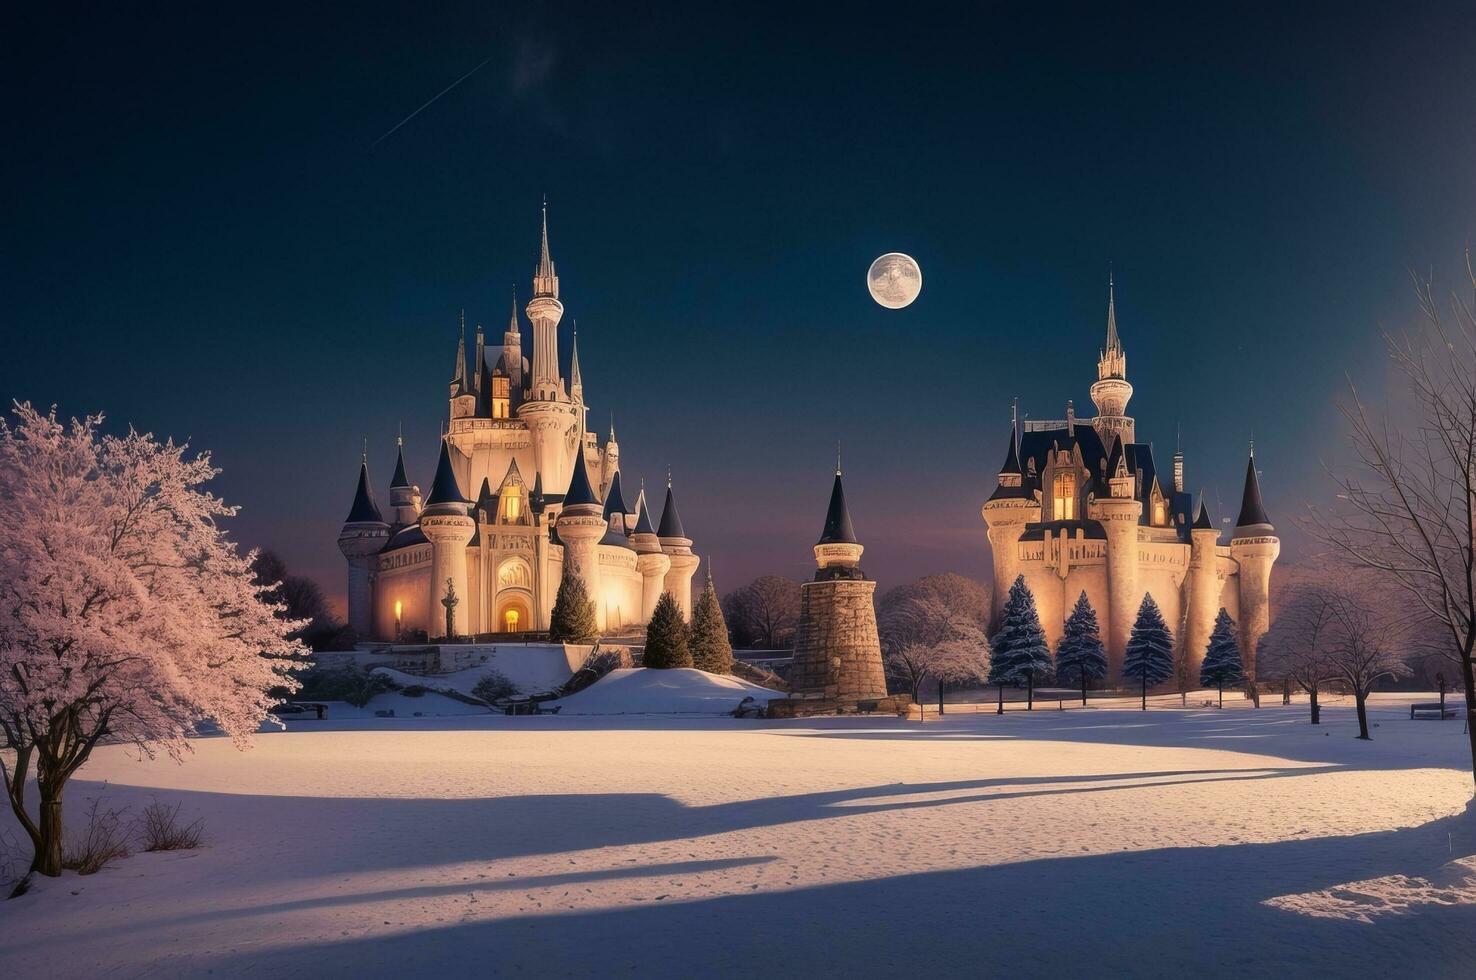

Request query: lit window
[
  {"left": 1052, "top": 472, "right": 1076, "bottom": 520},
  {"left": 1153, "top": 501, "right": 1166, "bottom": 525},
  {"left": 492, "top": 375, "right": 510, "bottom": 418},
  {"left": 503, "top": 487, "right": 522, "bottom": 522},
  {"left": 503, "top": 609, "right": 520, "bottom": 632}
]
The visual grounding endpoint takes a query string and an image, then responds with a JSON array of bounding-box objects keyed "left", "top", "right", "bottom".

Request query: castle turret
[
  {"left": 504, "top": 289, "right": 524, "bottom": 391},
  {"left": 388, "top": 433, "right": 421, "bottom": 529},
  {"left": 449, "top": 314, "right": 476, "bottom": 419},
  {"left": 657, "top": 476, "right": 700, "bottom": 620},
  {"left": 1230, "top": 448, "right": 1279, "bottom": 677},
  {"left": 570, "top": 324, "right": 584, "bottom": 405},
  {"left": 783, "top": 466, "right": 889, "bottom": 707},
  {"left": 1185, "top": 497, "right": 1221, "bottom": 677},
  {"left": 1095, "top": 434, "right": 1143, "bottom": 675},
  {"left": 1090, "top": 276, "right": 1136, "bottom": 447},
  {"left": 981, "top": 422, "right": 1035, "bottom": 632},
  {"left": 555, "top": 444, "right": 607, "bottom": 627},
  {"left": 629, "top": 486, "right": 671, "bottom": 623},
  {"left": 517, "top": 202, "right": 580, "bottom": 493},
  {"left": 338, "top": 451, "right": 390, "bottom": 639},
  {"left": 420, "top": 439, "right": 475, "bottom": 639},
  {"left": 600, "top": 414, "right": 619, "bottom": 496}
]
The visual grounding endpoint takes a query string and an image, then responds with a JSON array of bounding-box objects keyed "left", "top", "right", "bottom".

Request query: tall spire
[
  {"left": 507, "top": 287, "right": 519, "bottom": 336},
  {"left": 452, "top": 312, "right": 469, "bottom": 394},
  {"left": 533, "top": 195, "right": 558, "bottom": 299},
  {"left": 345, "top": 453, "right": 386, "bottom": 525},
  {"left": 390, "top": 426, "right": 410, "bottom": 489},
  {"left": 1104, "top": 272, "right": 1121, "bottom": 354},
  {"left": 570, "top": 320, "right": 583, "bottom": 400}
]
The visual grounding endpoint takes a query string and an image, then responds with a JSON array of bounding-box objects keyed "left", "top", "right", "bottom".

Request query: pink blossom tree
[{"left": 0, "top": 404, "right": 306, "bottom": 882}]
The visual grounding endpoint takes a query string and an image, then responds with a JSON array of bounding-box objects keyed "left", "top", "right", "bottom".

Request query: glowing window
[
  {"left": 1153, "top": 500, "right": 1166, "bottom": 525},
  {"left": 503, "top": 609, "right": 520, "bottom": 632},
  {"left": 1052, "top": 472, "right": 1077, "bottom": 520},
  {"left": 503, "top": 487, "right": 522, "bottom": 522},
  {"left": 492, "top": 375, "right": 510, "bottom": 419}
]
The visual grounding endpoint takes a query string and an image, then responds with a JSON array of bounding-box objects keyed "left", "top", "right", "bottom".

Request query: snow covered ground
[
  {"left": 549, "top": 667, "right": 778, "bottom": 714},
  {"left": 2, "top": 695, "right": 1474, "bottom": 978}
]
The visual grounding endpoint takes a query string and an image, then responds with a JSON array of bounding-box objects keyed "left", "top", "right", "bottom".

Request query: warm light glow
[
  {"left": 504, "top": 487, "right": 522, "bottom": 522},
  {"left": 503, "top": 608, "right": 520, "bottom": 632},
  {"left": 492, "top": 375, "right": 510, "bottom": 418},
  {"left": 394, "top": 599, "right": 403, "bottom": 620},
  {"left": 1052, "top": 472, "right": 1077, "bottom": 520},
  {"left": 1153, "top": 500, "right": 1166, "bottom": 525}
]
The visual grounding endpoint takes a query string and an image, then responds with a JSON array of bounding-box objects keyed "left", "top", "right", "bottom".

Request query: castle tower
[
  {"left": 600, "top": 415, "right": 619, "bottom": 497},
  {"left": 449, "top": 314, "right": 476, "bottom": 420},
  {"left": 527, "top": 199, "right": 564, "bottom": 402},
  {"left": 420, "top": 439, "right": 475, "bottom": 639},
  {"left": 657, "top": 476, "right": 700, "bottom": 620},
  {"left": 1185, "top": 497, "right": 1221, "bottom": 678},
  {"left": 630, "top": 486, "right": 671, "bottom": 623},
  {"left": 388, "top": 433, "right": 421, "bottom": 529},
  {"left": 518, "top": 202, "right": 580, "bottom": 494},
  {"left": 556, "top": 444, "right": 607, "bottom": 626},
  {"left": 786, "top": 466, "right": 889, "bottom": 705},
  {"left": 981, "top": 422, "right": 1034, "bottom": 632},
  {"left": 1096, "top": 435, "right": 1143, "bottom": 675},
  {"left": 337, "top": 451, "right": 390, "bottom": 638},
  {"left": 1230, "top": 448, "right": 1279, "bottom": 678},
  {"left": 1090, "top": 276, "right": 1136, "bottom": 447}
]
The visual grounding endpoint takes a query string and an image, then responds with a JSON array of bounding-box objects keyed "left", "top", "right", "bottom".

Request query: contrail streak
[{"left": 372, "top": 55, "right": 493, "bottom": 147}]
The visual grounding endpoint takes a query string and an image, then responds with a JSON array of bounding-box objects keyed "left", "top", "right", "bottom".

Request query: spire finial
[
  {"left": 509, "top": 287, "right": 518, "bottom": 328},
  {"left": 362, "top": 436, "right": 367, "bottom": 462},
  {"left": 1104, "top": 271, "right": 1121, "bottom": 353},
  {"left": 460, "top": 308, "right": 465, "bottom": 338},
  {"left": 609, "top": 411, "right": 615, "bottom": 442},
  {"left": 836, "top": 438, "right": 843, "bottom": 477},
  {"left": 397, "top": 420, "right": 403, "bottom": 448},
  {"left": 666, "top": 465, "right": 672, "bottom": 489}
]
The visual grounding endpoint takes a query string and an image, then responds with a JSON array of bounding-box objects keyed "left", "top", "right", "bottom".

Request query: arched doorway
[{"left": 497, "top": 594, "right": 532, "bottom": 634}]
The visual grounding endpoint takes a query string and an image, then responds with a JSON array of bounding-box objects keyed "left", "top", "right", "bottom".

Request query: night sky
[{"left": 3, "top": 3, "right": 1474, "bottom": 607}]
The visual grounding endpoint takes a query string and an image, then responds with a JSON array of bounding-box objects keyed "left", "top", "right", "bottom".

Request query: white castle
[
  {"left": 982, "top": 279, "right": 1279, "bottom": 680},
  {"left": 338, "top": 204, "right": 700, "bottom": 641}
]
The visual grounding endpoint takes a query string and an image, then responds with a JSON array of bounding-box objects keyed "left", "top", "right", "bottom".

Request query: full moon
[{"left": 867, "top": 252, "right": 922, "bottom": 309}]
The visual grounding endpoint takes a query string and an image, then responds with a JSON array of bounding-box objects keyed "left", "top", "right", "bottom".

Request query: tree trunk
[
  {"left": 1461, "top": 651, "right": 1476, "bottom": 787},
  {"left": 1027, "top": 675, "right": 1034, "bottom": 711},
  {"left": 1217, "top": 682, "right": 1223, "bottom": 709},
  {"left": 1354, "top": 690, "right": 1371, "bottom": 740},
  {"left": 938, "top": 680, "right": 945, "bottom": 715},
  {"left": 4, "top": 743, "right": 43, "bottom": 880},
  {"left": 35, "top": 785, "right": 63, "bottom": 877},
  {"left": 1140, "top": 675, "right": 1147, "bottom": 711},
  {"left": 1081, "top": 673, "right": 1088, "bottom": 706},
  {"left": 1310, "top": 688, "right": 1320, "bottom": 725},
  {"left": 997, "top": 684, "right": 1004, "bottom": 715}
]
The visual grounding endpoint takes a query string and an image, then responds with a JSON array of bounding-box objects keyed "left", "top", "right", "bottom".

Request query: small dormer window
[
  {"left": 492, "top": 374, "right": 510, "bottom": 419},
  {"left": 503, "top": 486, "right": 522, "bottom": 523}
]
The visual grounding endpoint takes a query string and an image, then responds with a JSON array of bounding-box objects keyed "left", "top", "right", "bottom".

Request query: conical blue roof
[
  {"left": 345, "top": 459, "right": 385, "bottom": 524},
  {"left": 817, "top": 472, "right": 857, "bottom": 545},
  {"left": 1234, "top": 452, "right": 1272, "bottom": 530},
  {"left": 657, "top": 483, "right": 686, "bottom": 538},
  {"left": 390, "top": 445, "right": 410, "bottom": 489},
  {"left": 424, "top": 440, "right": 468, "bottom": 507},
  {"left": 564, "top": 448, "right": 600, "bottom": 507},
  {"left": 602, "top": 471, "right": 630, "bottom": 520},
  {"left": 633, "top": 494, "right": 656, "bottom": 535}
]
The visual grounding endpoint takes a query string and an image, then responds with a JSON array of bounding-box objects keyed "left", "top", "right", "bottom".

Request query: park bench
[{"left": 1410, "top": 702, "right": 1459, "bottom": 720}]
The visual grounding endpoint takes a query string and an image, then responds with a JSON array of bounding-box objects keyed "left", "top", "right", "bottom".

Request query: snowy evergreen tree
[
  {"left": 643, "top": 592, "right": 692, "bottom": 669},
  {"left": 1122, "top": 593, "right": 1175, "bottom": 710},
  {"left": 1055, "top": 591, "right": 1108, "bottom": 705},
  {"left": 988, "top": 575, "right": 1053, "bottom": 711},
  {"left": 1198, "top": 608, "right": 1244, "bottom": 708},
  {"left": 548, "top": 570, "right": 599, "bottom": 644},
  {"left": 688, "top": 574, "right": 733, "bottom": 674}
]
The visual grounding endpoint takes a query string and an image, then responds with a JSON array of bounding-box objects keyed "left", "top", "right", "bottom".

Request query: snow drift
[{"left": 549, "top": 667, "right": 779, "bottom": 715}]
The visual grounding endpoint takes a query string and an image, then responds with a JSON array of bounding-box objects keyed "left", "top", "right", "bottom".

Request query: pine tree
[
  {"left": 1123, "top": 593, "right": 1175, "bottom": 710},
  {"left": 1198, "top": 607, "right": 1244, "bottom": 708},
  {"left": 688, "top": 575, "right": 733, "bottom": 674},
  {"left": 548, "top": 570, "right": 599, "bottom": 644},
  {"left": 643, "top": 592, "right": 692, "bottom": 669},
  {"left": 988, "top": 575, "right": 1053, "bottom": 711},
  {"left": 1056, "top": 591, "right": 1108, "bottom": 706}
]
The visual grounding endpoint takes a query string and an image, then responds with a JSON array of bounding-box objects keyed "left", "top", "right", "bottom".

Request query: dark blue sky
[{"left": 3, "top": 3, "right": 1474, "bottom": 604}]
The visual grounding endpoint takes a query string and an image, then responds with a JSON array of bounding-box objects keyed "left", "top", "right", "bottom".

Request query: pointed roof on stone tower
[
  {"left": 657, "top": 474, "right": 687, "bottom": 538},
  {"left": 1234, "top": 447, "right": 1273, "bottom": 531},
  {"left": 390, "top": 433, "right": 410, "bottom": 489},
  {"left": 1193, "top": 496, "right": 1214, "bottom": 530},
  {"left": 424, "top": 439, "right": 469, "bottom": 508},
  {"left": 533, "top": 197, "right": 559, "bottom": 299},
  {"left": 817, "top": 468, "right": 859, "bottom": 546},
  {"left": 507, "top": 288, "right": 519, "bottom": 335},
  {"left": 602, "top": 470, "right": 630, "bottom": 520},
  {"left": 632, "top": 486, "right": 656, "bottom": 535},
  {"left": 345, "top": 452, "right": 386, "bottom": 524},
  {"left": 999, "top": 422, "right": 1021, "bottom": 475},
  {"left": 564, "top": 446, "right": 600, "bottom": 508},
  {"left": 570, "top": 322, "right": 583, "bottom": 394},
  {"left": 452, "top": 312, "right": 470, "bottom": 394},
  {"left": 1105, "top": 273, "right": 1122, "bottom": 354}
]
